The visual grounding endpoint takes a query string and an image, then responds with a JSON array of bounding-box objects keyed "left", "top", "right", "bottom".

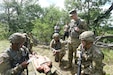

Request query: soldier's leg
[
  {"left": 55, "top": 53, "right": 59, "bottom": 62},
  {"left": 72, "top": 39, "right": 80, "bottom": 74},
  {"left": 59, "top": 51, "right": 66, "bottom": 62},
  {"left": 59, "top": 50, "right": 66, "bottom": 66},
  {"left": 64, "top": 44, "right": 73, "bottom": 69},
  {"left": 59, "top": 45, "right": 66, "bottom": 61},
  {"left": 73, "top": 39, "right": 80, "bottom": 64},
  {"left": 73, "top": 46, "right": 78, "bottom": 64}
]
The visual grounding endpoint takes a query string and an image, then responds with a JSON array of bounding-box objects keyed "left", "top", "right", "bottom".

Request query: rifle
[
  {"left": 92, "top": 2, "right": 113, "bottom": 35},
  {"left": 77, "top": 50, "right": 83, "bottom": 75}
]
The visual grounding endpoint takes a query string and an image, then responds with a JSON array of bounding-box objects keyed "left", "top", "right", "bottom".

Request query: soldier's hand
[
  {"left": 74, "top": 27, "right": 80, "bottom": 32},
  {"left": 53, "top": 50, "right": 56, "bottom": 55},
  {"left": 21, "top": 61, "right": 29, "bottom": 68},
  {"left": 82, "top": 53, "right": 88, "bottom": 60},
  {"left": 76, "top": 50, "right": 81, "bottom": 58}
]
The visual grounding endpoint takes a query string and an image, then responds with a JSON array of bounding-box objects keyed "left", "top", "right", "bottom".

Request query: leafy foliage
[
  {"left": 0, "top": 0, "right": 42, "bottom": 33},
  {"left": 32, "top": 6, "right": 67, "bottom": 44},
  {"left": 0, "top": 0, "right": 113, "bottom": 43},
  {"left": 64, "top": 0, "right": 113, "bottom": 35},
  {"left": 0, "top": 22, "right": 9, "bottom": 40}
]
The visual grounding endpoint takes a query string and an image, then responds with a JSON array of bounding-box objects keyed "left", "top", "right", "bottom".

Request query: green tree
[
  {"left": 32, "top": 5, "right": 67, "bottom": 44},
  {"left": 64, "top": 0, "right": 112, "bottom": 35},
  {"left": 0, "top": 22, "right": 9, "bottom": 39},
  {"left": 0, "top": 0, "right": 42, "bottom": 33}
]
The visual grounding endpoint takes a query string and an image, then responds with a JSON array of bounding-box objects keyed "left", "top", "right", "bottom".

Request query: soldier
[
  {"left": 54, "top": 23, "right": 60, "bottom": 33},
  {"left": 0, "top": 33, "right": 54, "bottom": 75},
  {"left": 63, "top": 22, "right": 69, "bottom": 40},
  {"left": 50, "top": 33, "right": 66, "bottom": 66},
  {"left": 28, "top": 33, "right": 34, "bottom": 52},
  {"left": 76, "top": 31, "right": 105, "bottom": 75},
  {"left": 0, "top": 33, "right": 29, "bottom": 75},
  {"left": 23, "top": 33, "right": 32, "bottom": 54},
  {"left": 65, "top": 9, "right": 88, "bottom": 69}
]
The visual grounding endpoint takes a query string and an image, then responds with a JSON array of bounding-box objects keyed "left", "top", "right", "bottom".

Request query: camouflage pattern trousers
[
  {"left": 67, "top": 37, "right": 80, "bottom": 65},
  {"left": 54, "top": 48, "right": 66, "bottom": 62}
]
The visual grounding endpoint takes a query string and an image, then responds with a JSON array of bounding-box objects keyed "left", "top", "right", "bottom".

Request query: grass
[
  {"left": 0, "top": 40, "right": 10, "bottom": 53},
  {"left": 0, "top": 40, "right": 113, "bottom": 75},
  {"left": 102, "top": 49, "right": 113, "bottom": 75},
  {"left": 102, "top": 49, "right": 113, "bottom": 64}
]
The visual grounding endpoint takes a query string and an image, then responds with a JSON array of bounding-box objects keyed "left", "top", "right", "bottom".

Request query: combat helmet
[
  {"left": 9, "top": 33, "right": 25, "bottom": 43},
  {"left": 79, "top": 31, "right": 95, "bottom": 42},
  {"left": 52, "top": 33, "right": 60, "bottom": 38},
  {"left": 69, "top": 8, "right": 77, "bottom": 16}
]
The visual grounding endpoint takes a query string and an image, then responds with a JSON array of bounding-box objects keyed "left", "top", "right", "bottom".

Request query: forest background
[{"left": 0, "top": 0, "right": 113, "bottom": 75}]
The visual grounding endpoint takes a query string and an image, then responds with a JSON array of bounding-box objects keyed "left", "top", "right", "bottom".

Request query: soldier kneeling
[
  {"left": 50, "top": 33, "right": 66, "bottom": 66},
  {"left": 76, "top": 31, "right": 106, "bottom": 75}
]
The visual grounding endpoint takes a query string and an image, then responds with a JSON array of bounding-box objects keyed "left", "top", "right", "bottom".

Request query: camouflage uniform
[
  {"left": 76, "top": 31, "right": 105, "bottom": 75},
  {"left": 23, "top": 33, "right": 32, "bottom": 54},
  {"left": 54, "top": 24, "right": 60, "bottom": 33},
  {"left": 67, "top": 9, "right": 88, "bottom": 68},
  {"left": 28, "top": 33, "right": 34, "bottom": 53},
  {"left": 50, "top": 33, "right": 66, "bottom": 63},
  {"left": 0, "top": 33, "right": 29, "bottom": 75},
  {"left": 63, "top": 23, "right": 69, "bottom": 40}
]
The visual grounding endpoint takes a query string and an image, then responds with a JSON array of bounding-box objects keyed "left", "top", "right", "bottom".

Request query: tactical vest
[
  {"left": 69, "top": 19, "right": 83, "bottom": 38},
  {"left": 6, "top": 46, "right": 29, "bottom": 75},
  {"left": 52, "top": 39, "right": 61, "bottom": 50}
]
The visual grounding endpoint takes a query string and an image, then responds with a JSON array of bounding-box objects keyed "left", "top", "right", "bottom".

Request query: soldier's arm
[
  {"left": 79, "top": 20, "right": 88, "bottom": 33},
  {"left": 2, "top": 57, "right": 23, "bottom": 75},
  {"left": 5, "top": 64, "right": 23, "bottom": 75},
  {"left": 50, "top": 39, "right": 55, "bottom": 51},
  {"left": 92, "top": 49, "right": 104, "bottom": 71},
  {"left": 76, "top": 44, "right": 82, "bottom": 58},
  {"left": 0, "top": 52, "right": 23, "bottom": 75},
  {"left": 60, "top": 39, "right": 67, "bottom": 45},
  {"left": 6, "top": 60, "right": 29, "bottom": 75}
]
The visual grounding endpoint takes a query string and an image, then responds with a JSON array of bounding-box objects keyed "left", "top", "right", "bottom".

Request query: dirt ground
[
  {"left": 29, "top": 45, "right": 76, "bottom": 75},
  {"left": 0, "top": 40, "right": 112, "bottom": 75},
  {"left": 29, "top": 45, "right": 113, "bottom": 75}
]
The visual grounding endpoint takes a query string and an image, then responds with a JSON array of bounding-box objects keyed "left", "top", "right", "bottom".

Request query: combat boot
[
  {"left": 64, "top": 64, "right": 72, "bottom": 69},
  {"left": 59, "top": 60, "right": 63, "bottom": 67},
  {"left": 64, "top": 59, "right": 73, "bottom": 69},
  {"left": 55, "top": 54, "right": 59, "bottom": 62}
]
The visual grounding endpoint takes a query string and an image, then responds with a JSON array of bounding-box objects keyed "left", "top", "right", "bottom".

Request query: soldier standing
[
  {"left": 76, "top": 31, "right": 105, "bottom": 75},
  {"left": 63, "top": 22, "right": 69, "bottom": 40},
  {"left": 65, "top": 9, "right": 88, "bottom": 69},
  {"left": 50, "top": 33, "right": 66, "bottom": 66},
  {"left": 54, "top": 23, "right": 61, "bottom": 33}
]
